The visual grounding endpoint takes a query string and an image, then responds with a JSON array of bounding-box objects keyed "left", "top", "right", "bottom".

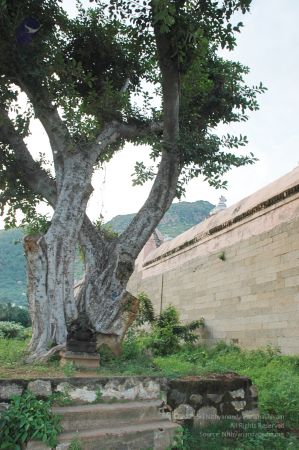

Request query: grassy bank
[
  {"left": 1, "top": 338, "right": 298, "bottom": 429},
  {"left": 1, "top": 297, "right": 297, "bottom": 450}
]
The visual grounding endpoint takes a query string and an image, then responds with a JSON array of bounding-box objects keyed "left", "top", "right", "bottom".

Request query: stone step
[
  {"left": 61, "top": 420, "right": 178, "bottom": 450},
  {"left": 27, "top": 420, "right": 179, "bottom": 450},
  {"left": 52, "top": 400, "right": 164, "bottom": 432}
]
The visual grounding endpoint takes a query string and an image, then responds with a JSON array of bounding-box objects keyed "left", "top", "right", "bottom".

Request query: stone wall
[
  {"left": 128, "top": 168, "right": 299, "bottom": 354},
  {"left": 0, "top": 375, "right": 258, "bottom": 425},
  {"left": 166, "top": 374, "right": 258, "bottom": 425}
]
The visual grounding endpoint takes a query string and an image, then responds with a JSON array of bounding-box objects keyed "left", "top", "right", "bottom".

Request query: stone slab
[{"left": 60, "top": 351, "right": 100, "bottom": 369}]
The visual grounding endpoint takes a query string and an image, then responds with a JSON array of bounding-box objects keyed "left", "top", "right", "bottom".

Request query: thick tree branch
[
  {"left": 17, "top": 79, "right": 74, "bottom": 157},
  {"left": 118, "top": 19, "right": 181, "bottom": 265},
  {"left": 0, "top": 106, "right": 106, "bottom": 256},
  {"left": 0, "top": 107, "right": 57, "bottom": 206},
  {"left": 17, "top": 77, "right": 163, "bottom": 176},
  {"left": 118, "top": 121, "right": 163, "bottom": 140},
  {"left": 89, "top": 120, "right": 163, "bottom": 161},
  {"left": 16, "top": 78, "right": 76, "bottom": 191},
  {"left": 89, "top": 121, "right": 122, "bottom": 161}
]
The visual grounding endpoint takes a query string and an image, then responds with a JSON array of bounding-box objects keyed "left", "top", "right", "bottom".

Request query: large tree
[{"left": 0, "top": 0, "right": 265, "bottom": 360}]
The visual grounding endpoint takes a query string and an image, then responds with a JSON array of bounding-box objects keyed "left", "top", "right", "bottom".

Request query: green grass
[
  {"left": 98, "top": 341, "right": 299, "bottom": 434},
  {"left": 170, "top": 421, "right": 299, "bottom": 450},
  {"left": 1, "top": 338, "right": 299, "bottom": 429},
  {"left": 0, "top": 338, "right": 63, "bottom": 378},
  {"left": 153, "top": 343, "right": 299, "bottom": 429},
  {"left": 0, "top": 338, "right": 27, "bottom": 368},
  {"left": 0, "top": 337, "right": 298, "bottom": 449}
]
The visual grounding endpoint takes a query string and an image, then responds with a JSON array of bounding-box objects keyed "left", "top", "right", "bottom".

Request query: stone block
[
  {"left": 194, "top": 406, "right": 220, "bottom": 426},
  {"left": 232, "top": 400, "right": 246, "bottom": 411},
  {"left": 167, "top": 389, "right": 187, "bottom": 408},
  {"left": 102, "top": 379, "right": 137, "bottom": 400},
  {"left": 56, "top": 382, "right": 98, "bottom": 403},
  {"left": 28, "top": 380, "right": 52, "bottom": 397},
  {"left": 173, "top": 404, "right": 195, "bottom": 421},
  {"left": 70, "top": 387, "right": 98, "bottom": 403},
  {"left": 0, "top": 383, "right": 23, "bottom": 400},
  {"left": 60, "top": 350, "right": 100, "bottom": 369},
  {"left": 229, "top": 388, "right": 245, "bottom": 398},
  {"left": 189, "top": 394, "right": 203, "bottom": 407},
  {"left": 137, "top": 379, "right": 161, "bottom": 400},
  {"left": 206, "top": 393, "right": 224, "bottom": 403}
]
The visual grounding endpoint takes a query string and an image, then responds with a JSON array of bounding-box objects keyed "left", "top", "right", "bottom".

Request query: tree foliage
[
  {"left": 0, "top": 303, "right": 31, "bottom": 327},
  {"left": 0, "top": 0, "right": 266, "bottom": 228}
]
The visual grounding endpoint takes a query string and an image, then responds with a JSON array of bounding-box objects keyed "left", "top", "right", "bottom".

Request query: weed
[
  {"left": 0, "top": 391, "right": 62, "bottom": 449},
  {"left": 218, "top": 251, "right": 226, "bottom": 261},
  {"left": 63, "top": 361, "right": 76, "bottom": 377},
  {"left": 93, "top": 389, "right": 103, "bottom": 403},
  {"left": 51, "top": 390, "right": 73, "bottom": 406},
  {"left": 69, "top": 436, "right": 83, "bottom": 450}
]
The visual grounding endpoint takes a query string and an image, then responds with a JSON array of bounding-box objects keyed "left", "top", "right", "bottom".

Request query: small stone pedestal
[
  {"left": 60, "top": 350, "right": 100, "bottom": 369},
  {"left": 60, "top": 312, "right": 100, "bottom": 369}
]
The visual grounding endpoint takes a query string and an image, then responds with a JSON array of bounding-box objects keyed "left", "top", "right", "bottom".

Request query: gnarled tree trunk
[
  {"left": 25, "top": 234, "right": 76, "bottom": 360},
  {"left": 74, "top": 238, "right": 138, "bottom": 354},
  {"left": 24, "top": 154, "right": 93, "bottom": 361}
]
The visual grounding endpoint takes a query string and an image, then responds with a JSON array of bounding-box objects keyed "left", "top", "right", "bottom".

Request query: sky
[{"left": 1, "top": 0, "right": 299, "bottom": 228}]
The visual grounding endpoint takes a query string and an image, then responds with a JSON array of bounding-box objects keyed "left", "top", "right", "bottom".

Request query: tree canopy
[{"left": 0, "top": 0, "right": 265, "bottom": 228}]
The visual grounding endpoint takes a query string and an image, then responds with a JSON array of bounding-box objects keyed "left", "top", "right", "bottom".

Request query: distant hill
[
  {"left": 107, "top": 200, "right": 214, "bottom": 238},
  {"left": 0, "top": 199, "right": 213, "bottom": 305},
  {"left": 0, "top": 228, "right": 84, "bottom": 307}
]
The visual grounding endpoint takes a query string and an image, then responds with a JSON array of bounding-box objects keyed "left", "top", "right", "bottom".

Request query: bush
[
  {"left": 0, "top": 391, "right": 62, "bottom": 449},
  {"left": 0, "top": 303, "right": 31, "bottom": 327},
  {"left": 143, "top": 305, "right": 204, "bottom": 356},
  {"left": 0, "top": 321, "right": 25, "bottom": 339},
  {"left": 135, "top": 292, "right": 155, "bottom": 326}
]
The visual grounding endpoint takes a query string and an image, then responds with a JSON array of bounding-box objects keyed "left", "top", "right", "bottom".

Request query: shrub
[
  {"left": 0, "top": 303, "right": 31, "bottom": 327},
  {"left": 145, "top": 305, "right": 203, "bottom": 356},
  {"left": 0, "top": 321, "right": 25, "bottom": 339},
  {"left": 135, "top": 292, "right": 156, "bottom": 326},
  {"left": 0, "top": 391, "right": 62, "bottom": 449}
]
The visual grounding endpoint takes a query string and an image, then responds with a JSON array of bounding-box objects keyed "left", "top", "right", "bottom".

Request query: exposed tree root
[{"left": 26, "top": 344, "right": 66, "bottom": 364}]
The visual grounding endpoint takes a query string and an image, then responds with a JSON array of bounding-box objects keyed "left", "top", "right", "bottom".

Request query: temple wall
[{"left": 128, "top": 170, "right": 299, "bottom": 355}]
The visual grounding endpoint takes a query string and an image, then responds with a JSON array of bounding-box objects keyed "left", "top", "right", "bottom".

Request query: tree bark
[
  {"left": 74, "top": 233, "right": 140, "bottom": 354},
  {"left": 24, "top": 152, "right": 94, "bottom": 360}
]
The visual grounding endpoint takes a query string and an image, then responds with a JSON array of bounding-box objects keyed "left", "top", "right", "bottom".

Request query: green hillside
[
  {"left": 107, "top": 200, "right": 214, "bottom": 238},
  {"left": 0, "top": 199, "right": 213, "bottom": 305},
  {"left": 0, "top": 228, "right": 84, "bottom": 306}
]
